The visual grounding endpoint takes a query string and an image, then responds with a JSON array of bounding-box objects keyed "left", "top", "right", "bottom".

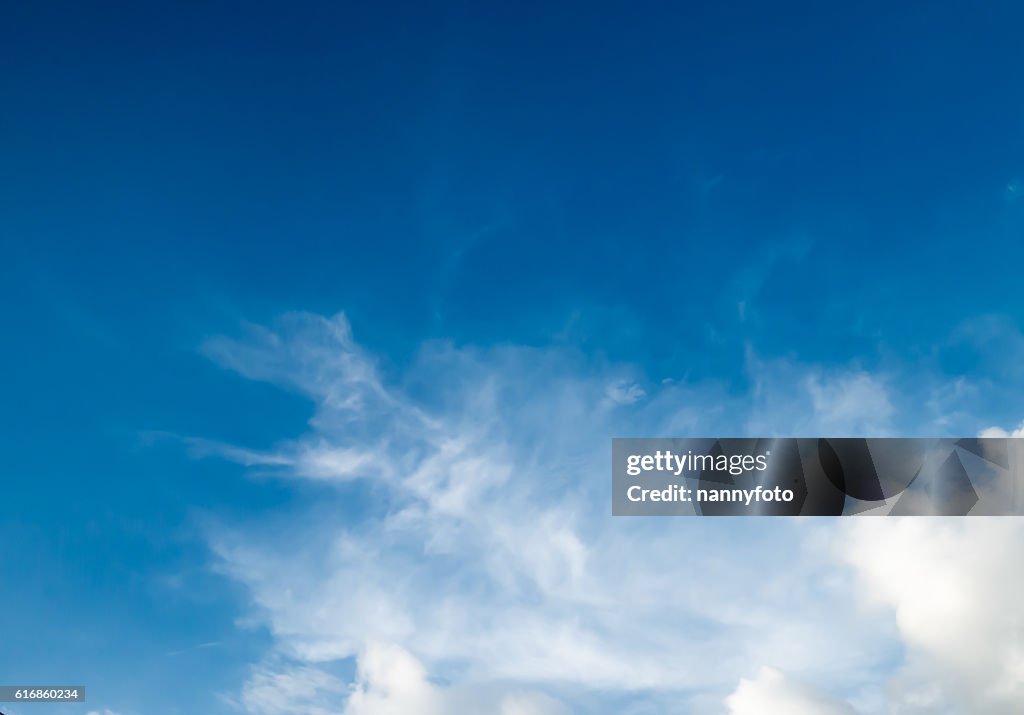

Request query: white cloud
[
  {"left": 840, "top": 519, "right": 1024, "bottom": 714},
  {"left": 239, "top": 663, "right": 346, "bottom": 715},
  {"left": 340, "top": 642, "right": 570, "bottom": 715},
  {"left": 343, "top": 643, "right": 441, "bottom": 715},
  {"left": 725, "top": 667, "right": 858, "bottom": 715},
  {"left": 198, "top": 311, "right": 1024, "bottom": 715},
  {"left": 979, "top": 421, "right": 1024, "bottom": 438},
  {"left": 743, "top": 349, "right": 896, "bottom": 437},
  {"left": 603, "top": 380, "right": 646, "bottom": 406},
  {"left": 805, "top": 372, "right": 893, "bottom": 436}
]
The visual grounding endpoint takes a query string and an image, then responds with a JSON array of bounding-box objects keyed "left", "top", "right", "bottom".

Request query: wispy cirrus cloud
[
  {"left": 196, "top": 311, "right": 1024, "bottom": 714},
  {"left": 229, "top": 662, "right": 347, "bottom": 715}
]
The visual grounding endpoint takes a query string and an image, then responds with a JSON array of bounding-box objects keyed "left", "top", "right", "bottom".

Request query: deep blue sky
[{"left": 2, "top": 2, "right": 1024, "bottom": 714}]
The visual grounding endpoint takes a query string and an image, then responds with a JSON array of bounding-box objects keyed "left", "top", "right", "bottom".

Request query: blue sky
[{"left": 2, "top": 2, "right": 1024, "bottom": 714}]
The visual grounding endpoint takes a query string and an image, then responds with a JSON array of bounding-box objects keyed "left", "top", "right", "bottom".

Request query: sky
[{"left": 1, "top": 1, "right": 1024, "bottom": 714}]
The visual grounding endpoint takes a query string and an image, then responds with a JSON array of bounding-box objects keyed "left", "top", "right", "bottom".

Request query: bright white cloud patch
[
  {"left": 343, "top": 644, "right": 440, "bottom": 715},
  {"left": 339, "top": 642, "right": 570, "bottom": 715},
  {"left": 199, "top": 311, "right": 1024, "bottom": 715},
  {"left": 725, "top": 667, "right": 858, "bottom": 714},
  {"left": 980, "top": 421, "right": 1024, "bottom": 438},
  {"left": 841, "top": 519, "right": 1024, "bottom": 714}
]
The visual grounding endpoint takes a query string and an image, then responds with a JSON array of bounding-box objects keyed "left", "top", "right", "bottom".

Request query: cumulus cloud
[
  {"left": 840, "top": 519, "right": 1024, "bottom": 714},
  {"left": 342, "top": 644, "right": 441, "bottom": 715},
  {"left": 197, "top": 311, "right": 1024, "bottom": 715},
  {"left": 979, "top": 421, "right": 1024, "bottom": 438},
  {"left": 725, "top": 667, "right": 858, "bottom": 715}
]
